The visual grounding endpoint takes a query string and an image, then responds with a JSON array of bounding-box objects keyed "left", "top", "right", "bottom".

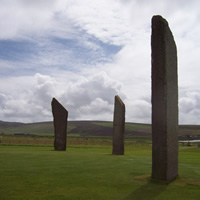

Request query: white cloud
[
  {"left": 64, "top": 0, "right": 133, "bottom": 46},
  {"left": 0, "top": 72, "right": 125, "bottom": 122},
  {"left": 0, "top": 0, "right": 52, "bottom": 39},
  {"left": 126, "top": 99, "right": 151, "bottom": 123},
  {"left": 0, "top": 0, "right": 134, "bottom": 45},
  {"left": 78, "top": 98, "right": 113, "bottom": 120},
  {"left": 0, "top": 74, "right": 52, "bottom": 122},
  {"left": 1, "top": 0, "right": 200, "bottom": 124},
  {"left": 60, "top": 71, "right": 125, "bottom": 120},
  {"left": 179, "top": 88, "right": 200, "bottom": 124}
]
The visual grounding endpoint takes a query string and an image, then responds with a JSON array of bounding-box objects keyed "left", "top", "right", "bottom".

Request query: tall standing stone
[
  {"left": 151, "top": 15, "right": 178, "bottom": 181},
  {"left": 51, "top": 98, "right": 68, "bottom": 151},
  {"left": 112, "top": 95, "right": 125, "bottom": 155}
]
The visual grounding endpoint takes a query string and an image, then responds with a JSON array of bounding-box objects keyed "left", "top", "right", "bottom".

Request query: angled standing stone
[
  {"left": 112, "top": 95, "right": 125, "bottom": 155},
  {"left": 51, "top": 98, "right": 68, "bottom": 151},
  {"left": 151, "top": 15, "right": 178, "bottom": 181}
]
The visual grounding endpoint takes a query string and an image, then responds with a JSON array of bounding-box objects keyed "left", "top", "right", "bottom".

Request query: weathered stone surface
[
  {"left": 112, "top": 95, "right": 125, "bottom": 155},
  {"left": 151, "top": 15, "right": 178, "bottom": 181},
  {"left": 51, "top": 98, "right": 68, "bottom": 151}
]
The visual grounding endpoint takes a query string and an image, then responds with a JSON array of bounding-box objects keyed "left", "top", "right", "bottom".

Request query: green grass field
[{"left": 0, "top": 144, "right": 200, "bottom": 200}]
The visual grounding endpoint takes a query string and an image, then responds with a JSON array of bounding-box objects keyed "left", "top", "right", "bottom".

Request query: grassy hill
[
  {"left": 0, "top": 120, "right": 200, "bottom": 138},
  {"left": 0, "top": 120, "right": 151, "bottom": 137}
]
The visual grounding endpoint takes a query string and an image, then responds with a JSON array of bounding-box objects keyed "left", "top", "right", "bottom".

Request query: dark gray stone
[
  {"left": 151, "top": 15, "right": 178, "bottom": 181},
  {"left": 112, "top": 95, "right": 125, "bottom": 155},
  {"left": 51, "top": 98, "right": 68, "bottom": 151}
]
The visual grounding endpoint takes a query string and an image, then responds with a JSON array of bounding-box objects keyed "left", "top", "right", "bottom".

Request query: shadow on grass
[{"left": 124, "top": 179, "right": 168, "bottom": 200}]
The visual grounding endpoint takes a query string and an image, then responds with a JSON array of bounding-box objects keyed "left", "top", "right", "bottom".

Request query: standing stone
[
  {"left": 112, "top": 95, "right": 125, "bottom": 155},
  {"left": 151, "top": 15, "right": 178, "bottom": 181},
  {"left": 51, "top": 98, "right": 68, "bottom": 151}
]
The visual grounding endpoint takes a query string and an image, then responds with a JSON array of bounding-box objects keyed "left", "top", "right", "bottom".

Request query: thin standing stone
[
  {"left": 51, "top": 98, "right": 68, "bottom": 151},
  {"left": 151, "top": 15, "right": 178, "bottom": 181},
  {"left": 112, "top": 95, "right": 125, "bottom": 155}
]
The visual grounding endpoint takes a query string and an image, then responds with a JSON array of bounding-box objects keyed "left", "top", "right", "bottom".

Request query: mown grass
[{"left": 0, "top": 144, "right": 200, "bottom": 200}]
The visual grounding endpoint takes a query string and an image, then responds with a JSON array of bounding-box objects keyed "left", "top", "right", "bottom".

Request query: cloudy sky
[{"left": 0, "top": 0, "right": 200, "bottom": 124}]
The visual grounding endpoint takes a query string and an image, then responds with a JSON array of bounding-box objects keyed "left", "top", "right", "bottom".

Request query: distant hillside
[
  {"left": 0, "top": 120, "right": 200, "bottom": 138},
  {"left": 0, "top": 120, "right": 151, "bottom": 137},
  {"left": 0, "top": 121, "right": 54, "bottom": 136},
  {"left": 69, "top": 121, "right": 151, "bottom": 137},
  {"left": 0, "top": 120, "right": 24, "bottom": 128}
]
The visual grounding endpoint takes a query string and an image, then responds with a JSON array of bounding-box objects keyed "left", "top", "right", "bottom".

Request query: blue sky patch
[{"left": 0, "top": 40, "right": 37, "bottom": 62}]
